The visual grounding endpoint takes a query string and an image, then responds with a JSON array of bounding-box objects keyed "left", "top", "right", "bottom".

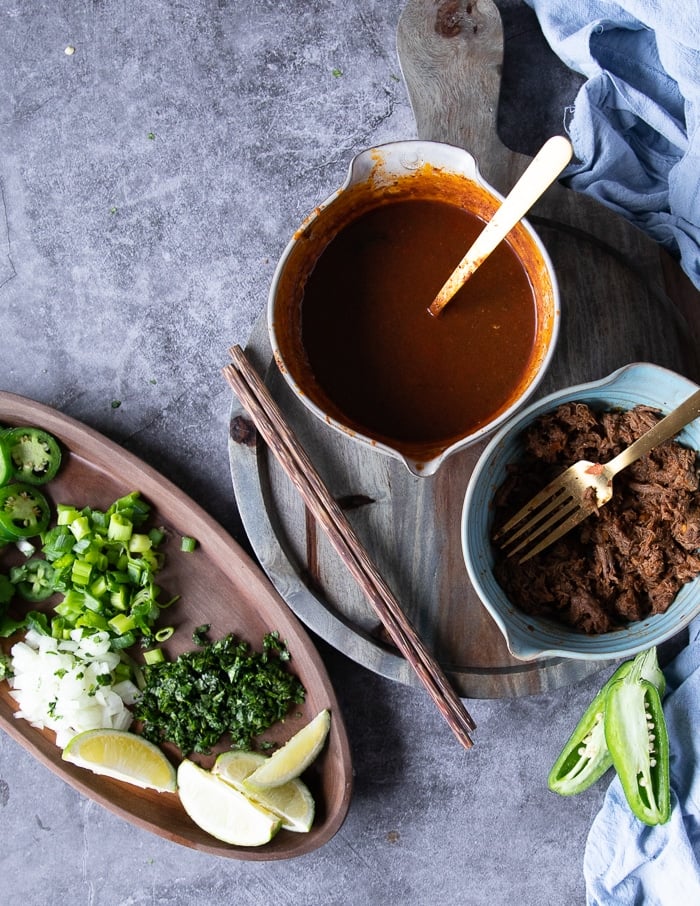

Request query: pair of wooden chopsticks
[{"left": 223, "top": 345, "right": 476, "bottom": 749}]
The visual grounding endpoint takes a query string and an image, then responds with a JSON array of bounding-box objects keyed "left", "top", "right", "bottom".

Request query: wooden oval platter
[
  {"left": 227, "top": 0, "right": 700, "bottom": 699},
  {"left": 0, "top": 391, "right": 352, "bottom": 861}
]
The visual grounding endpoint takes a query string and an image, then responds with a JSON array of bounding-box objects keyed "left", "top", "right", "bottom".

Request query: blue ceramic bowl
[{"left": 462, "top": 362, "right": 700, "bottom": 661}]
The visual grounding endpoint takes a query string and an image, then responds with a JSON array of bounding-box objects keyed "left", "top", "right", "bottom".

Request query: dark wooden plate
[{"left": 0, "top": 391, "right": 352, "bottom": 861}]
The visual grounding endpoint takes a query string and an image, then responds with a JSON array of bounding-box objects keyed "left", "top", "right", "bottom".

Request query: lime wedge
[
  {"left": 62, "top": 728, "right": 177, "bottom": 792},
  {"left": 177, "top": 758, "right": 281, "bottom": 846},
  {"left": 243, "top": 708, "right": 331, "bottom": 790},
  {"left": 212, "top": 749, "right": 267, "bottom": 782},
  {"left": 214, "top": 750, "right": 316, "bottom": 833}
]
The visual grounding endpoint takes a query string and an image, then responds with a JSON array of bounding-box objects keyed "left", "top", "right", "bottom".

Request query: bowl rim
[{"left": 461, "top": 361, "right": 700, "bottom": 661}]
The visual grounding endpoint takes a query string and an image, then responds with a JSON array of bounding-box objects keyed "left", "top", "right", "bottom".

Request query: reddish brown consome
[{"left": 272, "top": 164, "right": 556, "bottom": 464}]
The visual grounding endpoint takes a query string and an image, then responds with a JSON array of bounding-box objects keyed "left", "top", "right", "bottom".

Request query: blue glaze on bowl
[{"left": 462, "top": 363, "right": 700, "bottom": 661}]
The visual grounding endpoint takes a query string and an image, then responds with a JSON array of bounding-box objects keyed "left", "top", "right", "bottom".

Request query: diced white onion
[
  {"left": 8, "top": 628, "right": 135, "bottom": 748},
  {"left": 111, "top": 679, "right": 140, "bottom": 706}
]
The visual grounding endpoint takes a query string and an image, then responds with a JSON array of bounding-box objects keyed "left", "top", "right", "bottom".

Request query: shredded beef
[{"left": 491, "top": 402, "right": 700, "bottom": 634}]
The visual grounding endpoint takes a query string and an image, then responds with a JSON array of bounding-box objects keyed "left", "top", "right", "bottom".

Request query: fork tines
[{"left": 494, "top": 478, "right": 587, "bottom": 562}]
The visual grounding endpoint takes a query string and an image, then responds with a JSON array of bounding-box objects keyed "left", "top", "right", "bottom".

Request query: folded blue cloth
[
  {"left": 525, "top": 0, "right": 700, "bottom": 291},
  {"left": 582, "top": 616, "right": 700, "bottom": 905}
]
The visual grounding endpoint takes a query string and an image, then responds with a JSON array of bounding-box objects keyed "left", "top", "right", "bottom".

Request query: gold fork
[{"left": 494, "top": 387, "right": 700, "bottom": 562}]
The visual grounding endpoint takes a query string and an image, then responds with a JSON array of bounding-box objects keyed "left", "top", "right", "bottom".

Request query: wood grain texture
[
  {"left": 0, "top": 392, "right": 352, "bottom": 861},
  {"left": 227, "top": 0, "right": 700, "bottom": 698},
  {"left": 224, "top": 348, "right": 476, "bottom": 748}
]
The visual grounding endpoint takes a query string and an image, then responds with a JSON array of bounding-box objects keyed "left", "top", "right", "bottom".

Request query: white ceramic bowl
[
  {"left": 462, "top": 362, "right": 700, "bottom": 661},
  {"left": 268, "top": 140, "right": 559, "bottom": 477}
]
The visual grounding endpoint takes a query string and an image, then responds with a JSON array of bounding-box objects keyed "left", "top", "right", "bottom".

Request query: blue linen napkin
[
  {"left": 525, "top": 0, "right": 700, "bottom": 291},
  {"left": 582, "top": 616, "right": 700, "bottom": 905}
]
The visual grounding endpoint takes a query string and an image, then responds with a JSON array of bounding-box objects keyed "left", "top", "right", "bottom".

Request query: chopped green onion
[
  {"left": 69, "top": 515, "right": 91, "bottom": 541},
  {"left": 56, "top": 504, "right": 81, "bottom": 526},
  {"left": 51, "top": 616, "right": 67, "bottom": 639},
  {"left": 82, "top": 591, "right": 103, "bottom": 614},
  {"left": 109, "top": 586, "right": 129, "bottom": 611},
  {"left": 41, "top": 527, "right": 74, "bottom": 560},
  {"left": 76, "top": 610, "right": 109, "bottom": 631},
  {"left": 158, "top": 594, "right": 179, "bottom": 611},
  {"left": 71, "top": 559, "right": 92, "bottom": 586},
  {"left": 108, "top": 613, "right": 137, "bottom": 635},
  {"left": 143, "top": 648, "right": 165, "bottom": 665},
  {"left": 148, "top": 527, "right": 166, "bottom": 546},
  {"left": 107, "top": 513, "right": 132, "bottom": 542},
  {"left": 61, "top": 588, "right": 85, "bottom": 612},
  {"left": 154, "top": 626, "right": 174, "bottom": 642},
  {"left": 180, "top": 535, "right": 197, "bottom": 553},
  {"left": 128, "top": 533, "right": 152, "bottom": 554},
  {"left": 89, "top": 575, "right": 108, "bottom": 598},
  {"left": 110, "top": 630, "right": 136, "bottom": 650},
  {"left": 5, "top": 491, "right": 173, "bottom": 650}
]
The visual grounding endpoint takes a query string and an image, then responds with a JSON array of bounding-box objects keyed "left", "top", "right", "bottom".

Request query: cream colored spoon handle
[{"left": 428, "top": 135, "right": 573, "bottom": 317}]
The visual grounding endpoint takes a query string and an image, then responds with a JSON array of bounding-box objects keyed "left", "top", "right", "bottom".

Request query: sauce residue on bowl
[{"left": 300, "top": 198, "right": 536, "bottom": 453}]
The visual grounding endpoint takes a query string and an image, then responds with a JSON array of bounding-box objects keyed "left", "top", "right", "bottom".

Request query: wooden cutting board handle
[
  {"left": 398, "top": 0, "right": 530, "bottom": 192},
  {"left": 397, "top": 0, "right": 700, "bottom": 385}
]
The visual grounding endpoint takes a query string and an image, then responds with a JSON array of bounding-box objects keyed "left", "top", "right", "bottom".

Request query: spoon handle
[{"left": 428, "top": 135, "right": 573, "bottom": 317}]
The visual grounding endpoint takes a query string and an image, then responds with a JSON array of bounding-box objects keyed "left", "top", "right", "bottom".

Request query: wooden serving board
[{"left": 227, "top": 0, "right": 700, "bottom": 698}]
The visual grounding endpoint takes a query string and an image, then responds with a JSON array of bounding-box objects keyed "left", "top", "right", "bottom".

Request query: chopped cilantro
[
  {"left": 134, "top": 631, "right": 306, "bottom": 754},
  {"left": 192, "top": 623, "right": 210, "bottom": 646}
]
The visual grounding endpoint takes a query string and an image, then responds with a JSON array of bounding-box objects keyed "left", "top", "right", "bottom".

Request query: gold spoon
[{"left": 428, "top": 135, "right": 573, "bottom": 317}]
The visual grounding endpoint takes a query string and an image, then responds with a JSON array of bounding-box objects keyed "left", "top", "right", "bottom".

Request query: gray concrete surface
[{"left": 1, "top": 2, "right": 611, "bottom": 903}]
